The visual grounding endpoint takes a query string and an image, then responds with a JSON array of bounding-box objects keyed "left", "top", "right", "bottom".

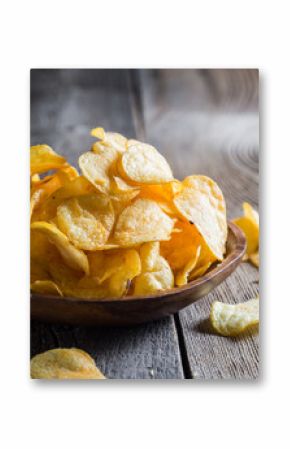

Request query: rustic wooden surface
[{"left": 30, "top": 69, "right": 259, "bottom": 379}]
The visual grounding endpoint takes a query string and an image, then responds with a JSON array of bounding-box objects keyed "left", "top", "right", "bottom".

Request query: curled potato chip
[
  {"left": 118, "top": 143, "right": 173, "bottom": 184},
  {"left": 57, "top": 194, "right": 114, "bottom": 250},
  {"left": 79, "top": 148, "right": 119, "bottom": 193},
  {"left": 31, "top": 280, "right": 63, "bottom": 296},
  {"left": 30, "top": 145, "right": 66, "bottom": 175},
  {"left": 31, "top": 348, "right": 106, "bottom": 379},
  {"left": 173, "top": 175, "right": 227, "bottom": 261},
  {"left": 233, "top": 202, "right": 259, "bottom": 257},
  {"left": 133, "top": 255, "right": 174, "bottom": 295},
  {"left": 114, "top": 198, "right": 175, "bottom": 246},
  {"left": 31, "top": 222, "right": 89, "bottom": 275},
  {"left": 210, "top": 298, "right": 259, "bottom": 337},
  {"left": 91, "top": 127, "right": 127, "bottom": 153},
  {"left": 175, "top": 246, "right": 201, "bottom": 286}
]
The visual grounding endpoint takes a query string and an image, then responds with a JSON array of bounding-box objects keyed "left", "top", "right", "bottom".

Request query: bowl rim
[{"left": 31, "top": 222, "right": 246, "bottom": 306}]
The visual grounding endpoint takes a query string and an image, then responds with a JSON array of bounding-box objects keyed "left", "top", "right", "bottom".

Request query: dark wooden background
[{"left": 30, "top": 69, "right": 259, "bottom": 379}]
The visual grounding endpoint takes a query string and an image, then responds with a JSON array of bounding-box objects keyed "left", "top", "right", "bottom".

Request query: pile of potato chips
[{"left": 30, "top": 127, "right": 228, "bottom": 299}]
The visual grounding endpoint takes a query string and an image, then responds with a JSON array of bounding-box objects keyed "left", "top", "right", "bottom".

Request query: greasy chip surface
[
  {"left": 173, "top": 175, "right": 227, "bottom": 261},
  {"left": 57, "top": 194, "right": 114, "bottom": 250},
  {"left": 31, "top": 145, "right": 66, "bottom": 175},
  {"left": 114, "top": 198, "right": 175, "bottom": 246},
  {"left": 210, "top": 298, "right": 259, "bottom": 337},
  {"left": 118, "top": 142, "right": 173, "bottom": 184},
  {"left": 31, "top": 348, "right": 106, "bottom": 379}
]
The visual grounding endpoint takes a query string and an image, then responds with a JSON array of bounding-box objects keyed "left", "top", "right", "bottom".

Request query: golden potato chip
[
  {"left": 133, "top": 255, "right": 174, "bottom": 295},
  {"left": 57, "top": 194, "right": 114, "bottom": 250},
  {"left": 79, "top": 148, "right": 119, "bottom": 193},
  {"left": 233, "top": 202, "right": 259, "bottom": 256},
  {"left": 31, "top": 280, "right": 63, "bottom": 296},
  {"left": 189, "top": 261, "right": 212, "bottom": 280},
  {"left": 31, "top": 173, "right": 40, "bottom": 184},
  {"left": 110, "top": 190, "right": 140, "bottom": 217},
  {"left": 91, "top": 127, "right": 127, "bottom": 153},
  {"left": 33, "top": 176, "right": 95, "bottom": 221},
  {"left": 173, "top": 175, "right": 227, "bottom": 261},
  {"left": 31, "top": 348, "right": 106, "bottom": 379},
  {"left": 30, "top": 173, "right": 63, "bottom": 217},
  {"left": 210, "top": 298, "right": 259, "bottom": 337},
  {"left": 114, "top": 198, "right": 175, "bottom": 246},
  {"left": 175, "top": 246, "right": 201, "bottom": 286},
  {"left": 30, "top": 145, "right": 66, "bottom": 175},
  {"left": 118, "top": 143, "right": 173, "bottom": 184},
  {"left": 249, "top": 251, "right": 259, "bottom": 268},
  {"left": 111, "top": 176, "right": 138, "bottom": 194},
  {"left": 161, "top": 221, "right": 204, "bottom": 270},
  {"left": 107, "top": 249, "right": 141, "bottom": 297},
  {"left": 139, "top": 242, "right": 160, "bottom": 272},
  {"left": 31, "top": 222, "right": 89, "bottom": 275}
]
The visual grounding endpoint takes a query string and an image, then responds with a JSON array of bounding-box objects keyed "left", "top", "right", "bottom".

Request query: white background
[{"left": 0, "top": 0, "right": 289, "bottom": 447}]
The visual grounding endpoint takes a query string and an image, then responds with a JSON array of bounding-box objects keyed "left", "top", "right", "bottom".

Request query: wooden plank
[
  {"left": 30, "top": 69, "right": 184, "bottom": 379},
  {"left": 140, "top": 69, "right": 259, "bottom": 379}
]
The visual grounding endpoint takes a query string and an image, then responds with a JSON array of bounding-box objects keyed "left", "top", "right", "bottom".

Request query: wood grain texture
[
  {"left": 30, "top": 69, "right": 184, "bottom": 379},
  {"left": 140, "top": 69, "right": 259, "bottom": 379},
  {"left": 31, "top": 318, "right": 183, "bottom": 379},
  {"left": 31, "top": 69, "right": 259, "bottom": 379}
]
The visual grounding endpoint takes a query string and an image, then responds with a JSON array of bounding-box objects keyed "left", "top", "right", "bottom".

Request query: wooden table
[{"left": 30, "top": 69, "right": 259, "bottom": 379}]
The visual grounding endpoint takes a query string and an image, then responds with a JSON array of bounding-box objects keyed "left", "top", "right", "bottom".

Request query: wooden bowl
[{"left": 31, "top": 222, "right": 246, "bottom": 326}]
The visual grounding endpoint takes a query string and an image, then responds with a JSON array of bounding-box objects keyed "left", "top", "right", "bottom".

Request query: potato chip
[
  {"left": 31, "top": 222, "right": 89, "bottom": 275},
  {"left": 31, "top": 173, "right": 40, "bottom": 184},
  {"left": 249, "top": 251, "right": 259, "bottom": 268},
  {"left": 118, "top": 143, "right": 173, "bottom": 184},
  {"left": 107, "top": 249, "right": 141, "bottom": 297},
  {"left": 189, "top": 261, "right": 212, "bottom": 280},
  {"left": 30, "top": 145, "right": 66, "bottom": 175},
  {"left": 133, "top": 255, "right": 174, "bottom": 295},
  {"left": 114, "top": 198, "right": 175, "bottom": 246},
  {"left": 139, "top": 242, "right": 160, "bottom": 272},
  {"left": 210, "top": 298, "right": 259, "bottom": 337},
  {"left": 57, "top": 194, "right": 114, "bottom": 250},
  {"left": 233, "top": 202, "right": 259, "bottom": 257},
  {"left": 91, "top": 127, "right": 127, "bottom": 153},
  {"left": 31, "top": 348, "right": 106, "bottom": 379},
  {"left": 79, "top": 148, "right": 119, "bottom": 193},
  {"left": 175, "top": 246, "right": 201, "bottom": 286},
  {"left": 110, "top": 190, "right": 140, "bottom": 216},
  {"left": 173, "top": 175, "right": 227, "bottom": 261},
  {"left": 30, "top": 173, "right": 63, "bottom": 216},
  {"left": 111, "top": 176, "right": 138, "bottom": 194},
  {"left": 33, "top": 176, "right": 95, "bottom": 221},
  {"left": 160, "top": 221, "right": 204, "bottom": 270},
  {"left": 30, "top": 280, "right": 63, "bottom": 296}
]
